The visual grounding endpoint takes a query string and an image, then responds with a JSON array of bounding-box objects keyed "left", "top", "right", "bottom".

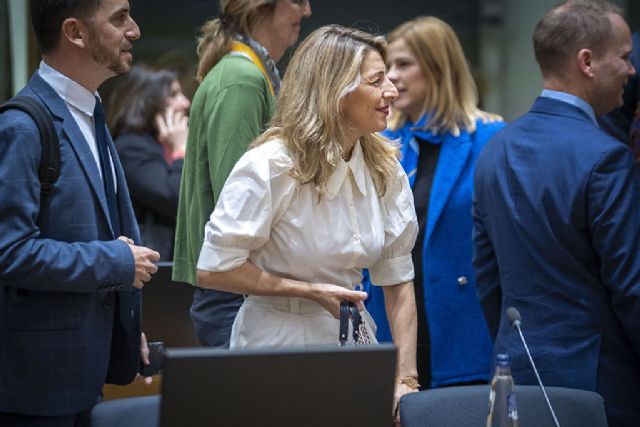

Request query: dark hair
[
  {"left": 533, "top": 0, "right": 622, "bottom": 78},
  {"left": 107, "top": 65, "right": 177, "bottom": 139},
  {"left": 30, "top": 0, "right": 101, "bottom": 54}
]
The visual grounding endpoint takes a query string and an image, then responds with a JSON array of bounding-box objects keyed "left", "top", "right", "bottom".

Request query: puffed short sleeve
[
  {"left": 369, "top": 161, "right": 418, "bottom": 286},
  {"left": 197, "top": 141, "right": 295, "bottom": 272}
]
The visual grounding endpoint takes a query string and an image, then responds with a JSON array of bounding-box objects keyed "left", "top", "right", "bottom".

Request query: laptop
[{"left": 159, "top": 344, "right": 397, "bottom": 427}]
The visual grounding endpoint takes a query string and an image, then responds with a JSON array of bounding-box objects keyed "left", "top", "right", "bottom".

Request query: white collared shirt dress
[{"left": 197, "top": 139, "right": 418, "bottom": 348}]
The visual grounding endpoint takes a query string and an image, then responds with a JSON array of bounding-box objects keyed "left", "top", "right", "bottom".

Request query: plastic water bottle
[{"left": 487, "top": 353, "right": 519, "bottom": 427}]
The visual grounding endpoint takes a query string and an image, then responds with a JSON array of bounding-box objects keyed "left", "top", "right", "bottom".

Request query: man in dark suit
[
  {"left": 0, "top": 0, "right": 159, "bottom": 425},
  {"left": 473, "top": 1, "right": 640, "bottom": 425}
]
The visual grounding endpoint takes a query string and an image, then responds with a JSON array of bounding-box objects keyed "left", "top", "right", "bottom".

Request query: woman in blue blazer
[{"left": 365, "top": 16, "right": 504, "bottom": 388}]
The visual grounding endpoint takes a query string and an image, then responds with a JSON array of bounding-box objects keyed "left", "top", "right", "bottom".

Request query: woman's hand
[
  {"left": 197, "top": 262, "right": 367, "bottom": 318},
  {"left": 156, "top": 106, "right": 189, "bottom": 154},
  {"left": 393, "top": 381, "right": 419, "bottom": 425},
  {"left": 307, "top": 283, "right": 368, "bottom": 318},
  {"left": 383, "top": 281, "right": 419, "bottom": 425}
]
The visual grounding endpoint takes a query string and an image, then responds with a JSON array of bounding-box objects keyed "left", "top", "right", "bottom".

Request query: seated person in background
[
  {"left": 364, "top": 16, "right": 504, "bottom": 390},
  {"left": 196, "top": 25, "right": 420, "bottom": 419},
  {"left": 108, "top": 65, "right": 190, "bottom": 260}
]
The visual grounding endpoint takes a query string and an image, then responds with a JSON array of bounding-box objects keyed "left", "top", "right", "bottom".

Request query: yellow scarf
[{"left": 230, "top": 41, "right": 275, "bottom": 97}]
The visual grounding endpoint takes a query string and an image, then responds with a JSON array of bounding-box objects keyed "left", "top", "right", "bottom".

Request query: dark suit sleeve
[
  {"left": 0, "top": 111, "right": 134, "bottom": 292},
  {"left": 115, "top": 133, "right": 181, "bottom": 221},
  {"left": 472, "top": 188, "right": 501, "bottom": 340},
  {"left": 588, "top": 144, "right": 640, "bottom": 357}
]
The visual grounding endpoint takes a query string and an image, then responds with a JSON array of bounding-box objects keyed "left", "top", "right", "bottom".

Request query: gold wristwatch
[{"left": 399, "top": 376, "right": 420, "bottom": 390}]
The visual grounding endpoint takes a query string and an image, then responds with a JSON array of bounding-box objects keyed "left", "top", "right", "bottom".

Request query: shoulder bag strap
[{"left": 0, "top": 95, "right": 60, "bottom": 202}]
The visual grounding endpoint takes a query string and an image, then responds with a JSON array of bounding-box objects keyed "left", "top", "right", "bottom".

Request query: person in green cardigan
[{"left": 173, "top": 0, "right": 311, "bottom": 348}]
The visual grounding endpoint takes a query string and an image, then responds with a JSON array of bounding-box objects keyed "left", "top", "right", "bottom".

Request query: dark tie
[{"left": 94, "top": 97, "right": 121, "bottom": 235}]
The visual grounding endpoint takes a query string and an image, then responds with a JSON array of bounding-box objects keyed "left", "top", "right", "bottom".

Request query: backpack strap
[{"left": 0, "top": 96, "right": 60, "bottom": 202}]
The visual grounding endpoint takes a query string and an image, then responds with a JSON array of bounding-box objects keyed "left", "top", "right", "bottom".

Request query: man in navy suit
[
  {"left": 0, "top": 0, "right": 159, "bottom": 425},
  {"left": 473, "top": 1, "right": 640, "bottom": 425}
]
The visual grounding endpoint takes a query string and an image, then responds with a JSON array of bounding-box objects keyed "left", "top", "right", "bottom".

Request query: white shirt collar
[
  {"left": 326, "top": 141, "right": 368, "bottom": 200},
  {"left": 39, "top": 60, "right": 99, "bottom": 117}
]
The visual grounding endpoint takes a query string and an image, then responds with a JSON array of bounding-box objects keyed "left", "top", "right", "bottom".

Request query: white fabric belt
[{"left": 246, "top": 295, "right": 328, "bottom": 314}]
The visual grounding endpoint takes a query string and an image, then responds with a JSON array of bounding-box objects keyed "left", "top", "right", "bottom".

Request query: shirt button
[
  {"left": 457, "top": 276, "right": 468, "bottom": 286},
  {"left": 354, "top": 234, "right": 360, "bottom": 241}
]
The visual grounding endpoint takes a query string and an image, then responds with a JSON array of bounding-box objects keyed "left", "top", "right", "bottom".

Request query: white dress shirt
[{"left": 197, "top": 139, "right": 417, "bottom": 347}]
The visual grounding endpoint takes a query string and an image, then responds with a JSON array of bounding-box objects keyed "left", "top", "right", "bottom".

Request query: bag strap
[
  {"left": 349, "top": 303, "right": 363, "bottom": 342},
  {"left": 338, "top": 301, "right": 364, "bottom": 346},
  {"left": 0, "top": 95, "right": 60, "bottom": 203},
  {"left": 339, "top": 301, "right": 350, "bottom": 346}
]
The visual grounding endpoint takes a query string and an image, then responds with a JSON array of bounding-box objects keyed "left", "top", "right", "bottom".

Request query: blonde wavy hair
[
  {"left": 388, "top": 16, "right": 487, "bottom": 135},
  {"left": 252, "top": 25, "right": 399, "bottom": 198},
  {"left": 196, "top": 0, "right": 275, "bottom": 82}
]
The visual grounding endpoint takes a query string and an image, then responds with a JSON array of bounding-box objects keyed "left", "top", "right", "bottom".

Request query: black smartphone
[{"left": 139, "top": 341, "right": 165, "bottom": 377}]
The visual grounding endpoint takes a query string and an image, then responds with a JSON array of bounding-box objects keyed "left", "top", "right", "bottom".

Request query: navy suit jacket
[
  {"left": 0, "top": 72, "right": 141, "bottom": 416},
  {"left": 473, "top": 96, "right": 640, "bottom": 426}
]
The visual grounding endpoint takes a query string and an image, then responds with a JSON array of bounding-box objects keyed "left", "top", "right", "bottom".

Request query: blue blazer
[
  {"left": 366, "top": 119, "right": 503, "bottom": 387},
  {"left": 0, "top": 72, "right": 141, "bottom": 416},
  {"left": 473, "top": 97, "right": 640, "bottom": 425}
]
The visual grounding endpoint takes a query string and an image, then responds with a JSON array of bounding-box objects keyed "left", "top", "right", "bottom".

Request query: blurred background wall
[{"left": 1, "top": 0, "right": 636, "bottom": 120}]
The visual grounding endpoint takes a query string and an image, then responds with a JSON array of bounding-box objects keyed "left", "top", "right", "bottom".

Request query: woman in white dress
[{"left": 196, "top": 25, "right": 420, "bottom": 412}]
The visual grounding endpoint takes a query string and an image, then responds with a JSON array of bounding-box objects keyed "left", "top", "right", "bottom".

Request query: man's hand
[
  {"left": 118, "top": 236, "right": 160, "bottom": 289},
  {"left": 138, "top": 332, "right": 153, "bottom": 384}
]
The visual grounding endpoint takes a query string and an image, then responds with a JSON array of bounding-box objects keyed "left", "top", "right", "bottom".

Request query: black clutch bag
[{"left": 338, "top": 301, "right": 372, "bottom": 346}]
